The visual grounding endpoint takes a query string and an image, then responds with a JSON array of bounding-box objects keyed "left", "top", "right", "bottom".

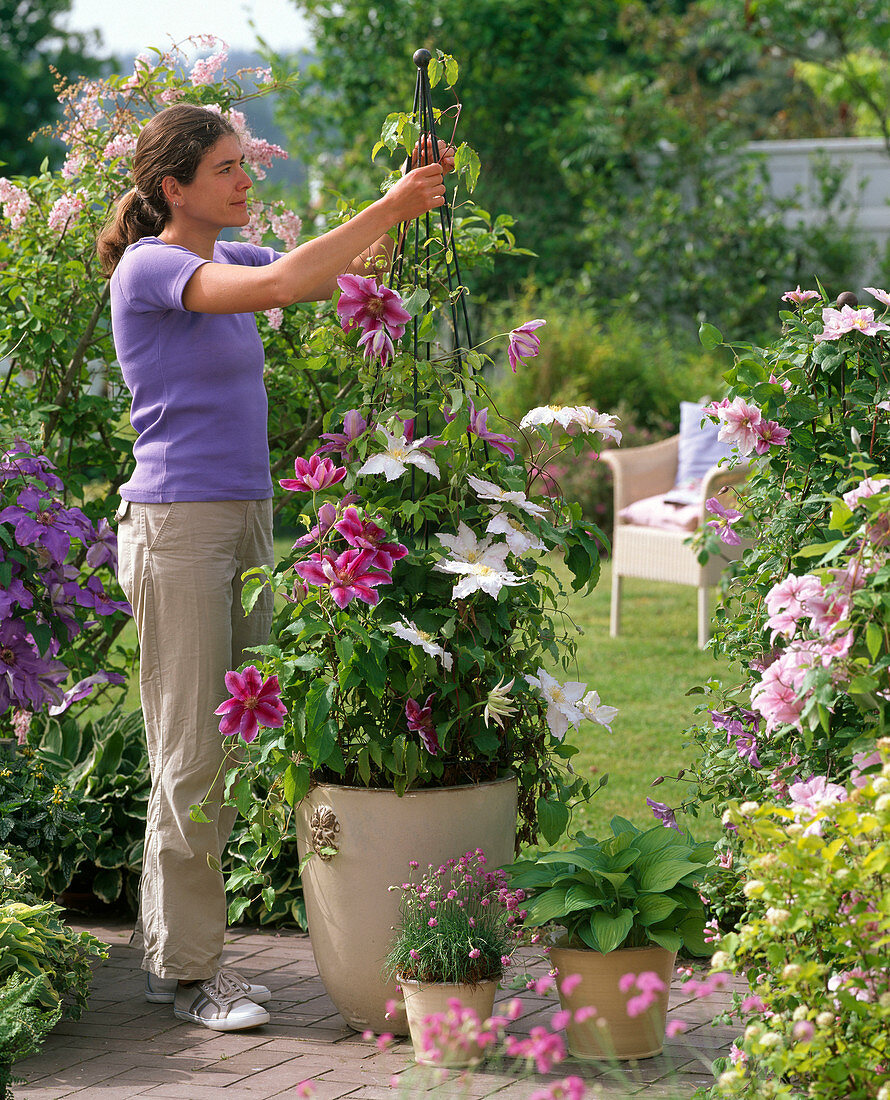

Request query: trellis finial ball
[{"left": 413, "top": 48, "right": 432, "bottom": 68}]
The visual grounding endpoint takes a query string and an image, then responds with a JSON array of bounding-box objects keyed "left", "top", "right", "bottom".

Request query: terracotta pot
[
  {"left": 295, "top": 776, "right": 517, "bottom": 1034},
  {"left": 399, "top": 976, "right": 499, "bottom": 1066},
  {"left": 549, "top": 942, "right": 676, "bottom": 1060}
]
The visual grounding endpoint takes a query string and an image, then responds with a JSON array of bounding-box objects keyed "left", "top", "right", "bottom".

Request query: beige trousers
[{"left": 116, "top": 499, "right": 274, "bottom": 979}]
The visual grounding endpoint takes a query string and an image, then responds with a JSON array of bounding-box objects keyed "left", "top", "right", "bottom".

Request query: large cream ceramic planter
[
  {"left": 399, "top": 976, "right": 499, "bottom": 1066},
  {"left": 550, "top": 942, "right": 676, "bottom": 1061},
  {"left": 295, "top": 777, "right": 518, "bottom": 1035}
]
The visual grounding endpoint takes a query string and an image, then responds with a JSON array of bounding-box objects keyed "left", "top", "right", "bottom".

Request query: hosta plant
[{"left": 507, "top": 818, "right": 715, "bottom": 956}]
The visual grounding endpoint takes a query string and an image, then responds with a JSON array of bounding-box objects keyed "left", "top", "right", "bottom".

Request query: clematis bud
[{"left": 483, "top": 677, "right": 517, "bottom": 729}]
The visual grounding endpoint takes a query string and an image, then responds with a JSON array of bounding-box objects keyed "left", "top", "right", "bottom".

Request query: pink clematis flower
[
  {"left": 705, "top": 496, "right": 743, "bottom": 545},
  {"left": 333, "top": 506, "right": 408, "bottom": 571},
  {"left": 716, "top": 397, "right": 763, "bottom": 456},
  {"left": 864, "top": 287, "right": 890, "bottom": 307},
  {"left": 507, "top": 319, "right": 546, "bottom": 373},
  {"left": 357, "top": 324, "right": 395, "bottom": 368},
  {"left": 788, "top": 775, "right": 847, "bottom": 835},
  {"left": 405, "top": 693, "right": 439, "bottom": 755},
  {"left": 765, "top": 572, "right": 823, "bottom": 641},
  {"left": 214, "top": 665, "right": 288, "bottom": 743},
  {"left": 279, "top": 454, "right": 347, "bottom": 493},
  {"left": 815, "top": 305, "right": 890, "bottom": 342},
  {"left": 444, "top": 399, "right": 517, "bottom": 459},
  {"left": 753, "top": 420, "right": 791, "bottom": 454},
  {"left": 316, "top": 409, "right": 369, "bottom": 457},
  {"left": 781, "top": 286, "right": 821, "bottom": 305},
  {"left": 335, "top": 274, "right": 411, "bottom": 338},
  {"left": 293, "top": 548, "right": 393, "bottom": 608}
]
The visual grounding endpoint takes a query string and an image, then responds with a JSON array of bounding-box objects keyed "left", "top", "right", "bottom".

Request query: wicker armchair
[{"left": 601, "top": 435, "right": 749, "bottom": 649}]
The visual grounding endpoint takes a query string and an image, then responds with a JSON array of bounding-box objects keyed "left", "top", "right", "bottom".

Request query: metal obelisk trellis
[{"left": 392, "top": 47, "right": 475, "bottom": 392}]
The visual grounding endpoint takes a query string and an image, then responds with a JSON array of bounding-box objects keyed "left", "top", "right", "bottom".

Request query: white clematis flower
[
  {"left": 384, "top": 618, "right": 453, "bottom": 671},
  {"left": 467, "top": 475, "right": 548, "bottom": 518},
  {"left": 486, "top": 508, "right": 547, "bottom": 556},
  {"left": 436, "top": 538, "right": 524, "bottom": 600},
  {"left": 520, "top": 404, "right": 622, "bottom": 443},
  {"left": 357, "top": 427, "right": 440, "bottom": 482},
  {"left": 579, "top": 690, "right": 618, "bottom": 731},
  {"left": 435, "top": 521, "right": 495, "bottom": 564},
  {"left": 525, "top": 667, "right": 588, "bottom": 741}
]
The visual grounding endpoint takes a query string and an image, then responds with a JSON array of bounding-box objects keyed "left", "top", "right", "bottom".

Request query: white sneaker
[
  {"left": 146, "top": 967, "right": 271, "bottom": 1005},
  {"left": 172, "top": 971, "right": 270, "bottom": 1031}
]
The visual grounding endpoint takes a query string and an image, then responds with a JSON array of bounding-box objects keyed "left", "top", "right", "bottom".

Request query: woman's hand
[
  {"left": 382, "top": 162, "right": 447, "bottom": 223},
  {"left": 411, "top": 135, "right": 456, "bottom": 174}
]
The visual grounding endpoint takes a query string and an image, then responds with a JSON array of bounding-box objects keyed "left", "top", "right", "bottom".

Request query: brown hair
[{"left": 96, "top": 104, "right": 237, "bottom": 276}]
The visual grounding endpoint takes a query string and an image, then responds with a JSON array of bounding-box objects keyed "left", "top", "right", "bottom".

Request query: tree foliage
[{"left": 0, "top": 0, "right": 105, "bottom": 174}]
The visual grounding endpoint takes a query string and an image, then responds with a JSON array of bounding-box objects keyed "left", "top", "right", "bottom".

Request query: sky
[{"left": 63, "top": 0, "right": 311, "bottom": 56}]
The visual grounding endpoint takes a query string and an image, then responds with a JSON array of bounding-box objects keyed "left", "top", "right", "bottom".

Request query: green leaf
[
  {"left": 638, "top": 859, "right": 704, "bottom": 893},
  {"left": 588, "top": 909, "right": 634, "bottom": 953},
  {"left": 189, "top": 803, "right": 212, "bottom": 824},
  {"left": 536, "top": 797, "right": 570, "bottom": 844},
  {"left": 636, "top": 893, "right": 681, "bottom": 927},
  {"left": 698, "top": 322, "right": 723, "bottom": 350},
  {"left": 522, "top": 886, "right": 571, "bottom": 926},
  {"left": 646, "top": 928, "right": 682, "bottom": 953},
  {"left": 867, "top": 621, "right": 883, "bottom": 661}
]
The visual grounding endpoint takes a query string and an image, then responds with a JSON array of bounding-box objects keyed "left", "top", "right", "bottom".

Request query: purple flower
[
  {"left": 405, "top": 693, "right": 439, "bottom": 755},
  {"left": 753, "top": 420, "right": 790, "bottom": 455},
  {"left": 646, "top": 798, "right": 680, "bottom": 830},
  {"left": 727, "top": 727, "right": 762, "bottom": 768},
  {"left": 85, "top": 518, "right": 119, "bottom": 570},
  {"left": 0, "top": 489, "right": 91, "bottom": 565},
  {"left": 75, "top": 575, "right": 132, "bottom": 616},
  {"left": 214, "top": 665, "right": 288, "bottom": 744},
  {"left": 0, "top": 619, "right": 67, "bottom": 713},
  {"left": 279, "top": 454, "right": 347, "bottom": 493},
  {"left": 48, "top": 670, "right": 128, "bottom": 715},
  {"left": 444, "top": 399, "right": 517, "bottom": 459},
  {"left": 292, "top": 501, "right": 339, "bottom": 550},
  {"left": 316, "top": 410, "right": 369, "bottom": 458},
  {"left": 0, "top": 439, "right": 64, "bottom": 490},
  {"left": 507, "top": 319, "right": 545, "bottom": 373},
  {"left": 336, "top": 274, "right": 411, "bottom": 339}
]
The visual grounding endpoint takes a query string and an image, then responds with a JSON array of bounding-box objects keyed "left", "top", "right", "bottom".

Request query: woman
[{"left": 98, "top": 103, "right": 450, "bottom": 1031}]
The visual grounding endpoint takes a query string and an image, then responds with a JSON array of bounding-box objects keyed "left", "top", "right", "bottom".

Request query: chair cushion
[
  {"left": 674, "top": 400, "right": 736, "bottom": 492},
  {"left": 618, "top": 493, "right": 700, "bottom": 532}
]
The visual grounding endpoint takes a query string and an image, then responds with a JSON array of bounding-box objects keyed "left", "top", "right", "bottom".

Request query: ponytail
[{"left": 97, "top": 187, "right": 168, "bottom": 277}]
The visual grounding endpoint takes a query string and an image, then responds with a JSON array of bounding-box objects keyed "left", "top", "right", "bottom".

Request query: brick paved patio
[{"left": 15, "top": 917, "right": 741, "bottom": 1099}]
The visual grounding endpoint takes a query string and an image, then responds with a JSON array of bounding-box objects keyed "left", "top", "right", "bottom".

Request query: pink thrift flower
[
  {"left": 295, "top": 1082, "right": 315, "bottom": 1099},
  {"left": 666, "top": 1019, "right": 688, "bottom": 1038},
  {"left": 626, "top": 991, "right": 657, "bottom": 1017},
  {"left": 468, "top": 948, "right": 481, "bottom": 959},
  {"left": 428, "top": 917, "right": 438, "bottom": 927},
  {"left": 507, "top": 319, "right": 546, "bottom": 373},
  {"left": 574, "top": 1006, "right": 597, "bottom": 1022},
  {"left": 618, "top": 973, "right": 637, "bottom": 994},
  {"left": 741, "top": 995, "right": 766, "bottom": 1013},
  {"left": 551, "top": 1009, "right": 572, "bottom": 1031},
  {"left": 336, "top": 274, "right": 410, "bottom": 338},
  {"left": 376, "top": 1032, "right": 394, "bottom": 1052},
  {"left": 560, "top": 973, "right": 582, "bottom": 997},
  {"left": 214, "top": 665, "right": 287, "bottom": 743},
  {"left": 279, "top": 454, "right": 347, "bottom": 493},
  {"left": 293, "top": 548, "right": 393, "bottom": 608},
  {"left": 716, "top": 397, "right": 763, "bottom": 456}
]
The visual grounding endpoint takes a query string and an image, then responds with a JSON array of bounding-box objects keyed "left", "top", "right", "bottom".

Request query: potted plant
[
  {"left": 201, "top": 55, "right": 618, "bottom": 1033},
  {"left": 508, "top": 817, "right": 714, "bottom": 1060},
  {"left": 382, "top": 848, "right": 523, "bottom": 1066}
]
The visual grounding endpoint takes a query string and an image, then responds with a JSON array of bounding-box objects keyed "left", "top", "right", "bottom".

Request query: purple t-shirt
[{"left": 111, "top": 236, "right": 280, "bottom": 502}]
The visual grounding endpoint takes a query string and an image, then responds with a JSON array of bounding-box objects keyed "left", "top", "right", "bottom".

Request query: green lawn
[{"left": 550, "top": 560, "right": 732, "bottom": 844}]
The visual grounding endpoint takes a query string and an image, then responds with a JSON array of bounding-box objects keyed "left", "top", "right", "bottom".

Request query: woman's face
[{"left": 171, "top": 134, "right": 252, "bottom": 230}]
